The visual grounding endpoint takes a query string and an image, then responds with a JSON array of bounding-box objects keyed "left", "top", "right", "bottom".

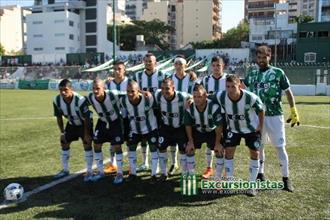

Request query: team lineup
[{"left": 52, "top": 46, "right": 300, "bottom": 197}]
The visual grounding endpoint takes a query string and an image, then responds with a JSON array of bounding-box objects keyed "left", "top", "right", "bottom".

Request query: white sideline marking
[
  {"left": 285, "top": 124, "right": 330, "bottom": 129},
  {"left": 0, "top": 151, "right": 129, "bottom": 210}
]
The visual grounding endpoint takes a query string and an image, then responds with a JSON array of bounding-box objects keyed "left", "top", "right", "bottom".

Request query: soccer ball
[{"left": 3, "top": 183, "right": 24, "bottom": 201}]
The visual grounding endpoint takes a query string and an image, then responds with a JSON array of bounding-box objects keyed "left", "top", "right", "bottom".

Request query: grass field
[{"left": 0, "top": 89, "right": 329, "bottom": 219}]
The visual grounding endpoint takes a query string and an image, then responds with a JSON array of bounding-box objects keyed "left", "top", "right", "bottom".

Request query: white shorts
[{"left": 261, "top": 115, "right": 286, "bottom": 148}]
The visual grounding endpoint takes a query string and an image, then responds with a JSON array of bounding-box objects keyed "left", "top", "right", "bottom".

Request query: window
[
  {"left": 69, "top": 34, "right": 74, "bottom": 40},
  {"left": 69, "top": 20, "right": 74, "bottom": 26},
  {"left": 32, "top": 21, "right": 42, "bottom": 24},
  {"left": 55, "top": 47, "right": 65, "bottom": 50},
  {"left": 304, "top": 52, "right": 316, "bottom": 63},
  {"left": 33, "top": 48, "right": 43, "bottom": 51},
  {"left": 86, "top": 0, "right": 96, "bottom": 7},
  {"left": 86, "top": 48, "right": 97, "bottom": 53},
  {"left": 299, "top": 32, "right": 307, "bottom": 38},
  {"left": 86, "top": 35, "right": 97, "bottom": 46},
  {"left": 86, "top": 22, "right": 97, "bottom": 33},
  {"left": 55, "top": 33, "right": 65, "bottom": 37},
  {"left": 33, "top": 34, "right": 43, "bottom": 38},
  {"left": 86, "top": 8, "right": 97, "bottom": 20}
]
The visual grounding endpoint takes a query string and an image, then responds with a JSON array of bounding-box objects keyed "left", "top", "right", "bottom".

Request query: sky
[{"left": 0, "top": 0, "right": 244, "bottom": 33}]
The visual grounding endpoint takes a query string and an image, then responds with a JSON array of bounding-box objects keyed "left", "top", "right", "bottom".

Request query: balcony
[
  {"left": 322, "top": 0, "right": 330, "bottom": 7},
  {"left": 248, "top": 2, "right": 274, "bottom": 10}
]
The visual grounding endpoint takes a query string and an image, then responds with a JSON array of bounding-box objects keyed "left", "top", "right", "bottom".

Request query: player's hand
[
  {"left": 214, "top": 143, "right": 223, "bottom": 157},
  {"left": 185, "top": 140, "right": 195, "bottom": 155},
  {"left": 286, "top": 106, "right": 300, "bottom": 127},
  {"left": 60, "top": 133, "right": 67, "bottom": 144},
  {"left": 185, "top": 98, "right": 193, "bottom": 109}
]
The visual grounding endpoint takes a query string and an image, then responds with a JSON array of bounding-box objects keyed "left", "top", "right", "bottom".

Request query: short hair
[
  {"left": 226, "top": 74, "right": 241, "bottom": 84},
  {"left": 144, "top": 52, "right": 156, "bottom": 59},
  {"left": 256, "top": 45, "right": 271, "bottom": 56},
  {"left": 113, "top": 60, "right": 125, "bottom": 66},
  {"left": 193, "top": 83, "right": 207, "bottom": 95},
  {"left": 127, "top": 79, "right": 139, "bottom": 89},
  {"left": 211, "top": 56, "right": 224, "bottom": 64},
  {"left": 93, "top": 78, "right": 105, "bottom": 86},
  {"left": 59, "top": 79, "right": 72, "bottom": 89},
  {"left": 162, "top": 77, "right": 174, "bottom": 86}
]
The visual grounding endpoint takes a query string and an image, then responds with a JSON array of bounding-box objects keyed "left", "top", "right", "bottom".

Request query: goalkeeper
[{"left": 243, "top": 45, "right": 300, "bottom": 192}]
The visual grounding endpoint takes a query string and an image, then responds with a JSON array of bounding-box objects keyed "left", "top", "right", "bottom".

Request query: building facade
[{"left": 0, "top": 5, "right": 31, "bottom": 55}]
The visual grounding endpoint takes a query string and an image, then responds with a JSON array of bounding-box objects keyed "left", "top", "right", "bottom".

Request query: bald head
[{"left": 93, "top": 78, "right": 105, "bottom": 99}]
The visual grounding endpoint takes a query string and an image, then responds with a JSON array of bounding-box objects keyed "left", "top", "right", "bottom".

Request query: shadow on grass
[{"left": 0, "top": 172, "right": 240, "bottom": 219}]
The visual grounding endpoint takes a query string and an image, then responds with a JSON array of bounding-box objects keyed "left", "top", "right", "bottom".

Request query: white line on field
[
  {"left": 285, "top": 124, "right": 330, "bottom": 129},
  {"left": 0, "top": 151, "right": 130, "bottom": 210}
]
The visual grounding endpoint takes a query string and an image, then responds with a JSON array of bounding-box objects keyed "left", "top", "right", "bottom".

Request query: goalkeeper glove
[{"left": 286, "top": 106, "right": 300, "bottom": 127}]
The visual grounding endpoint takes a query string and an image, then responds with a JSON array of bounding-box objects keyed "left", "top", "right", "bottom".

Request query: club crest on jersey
[{"left": 269, "top": 74, "right": 276, "bottom": 80}]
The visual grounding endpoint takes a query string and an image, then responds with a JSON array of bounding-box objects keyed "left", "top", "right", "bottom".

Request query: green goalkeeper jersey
[{"left": 244, "top": 65, "right": 290, "bottom": 116}]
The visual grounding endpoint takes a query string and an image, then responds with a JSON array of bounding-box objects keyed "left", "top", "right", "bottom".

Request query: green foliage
[
  {"left": 107, "top": 19, "right": 174, "bottom": 50},
  {"left": 0, "top": 90, "right": 329, "bottom": 219},
  {"left": 294, "top": 15, "right": 314, "bottom": 23},
  {"left": 0, "top": 44, "right": 5, "bottom": 56},
  {"left": 192, "top": 20, "right": 249, "bottom": 49}
]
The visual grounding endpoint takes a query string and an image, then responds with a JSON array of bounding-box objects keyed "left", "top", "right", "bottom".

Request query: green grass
[{"left": 0, "top": 90, "right": 329, "bottom": 219}]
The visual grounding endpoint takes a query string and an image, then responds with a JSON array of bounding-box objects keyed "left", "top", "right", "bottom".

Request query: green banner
[{"left": 18, "top": 80, "right": 50, "bottom": 90}]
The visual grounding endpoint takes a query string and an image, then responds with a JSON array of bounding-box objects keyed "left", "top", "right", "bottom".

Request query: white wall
[
  {"left": 26, "top": 11, "right": 80, "bottom": 55},
  {"left": 195, "top": 48, "right": 250, "bottom": 63},
  {"left": 32, "top": 53, "right": 66, "bottom": 64}
]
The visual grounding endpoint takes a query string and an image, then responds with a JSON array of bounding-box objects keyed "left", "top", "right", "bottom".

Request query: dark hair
[
  {"left": 144, "top": 52, "right": 156, "bottom": 59},
  {"left": 162, "top": 77, "right": 174, "bottom": 85},
  {"left": 256, "top": 45, "right": 271, "bottom": 56},
  {"left": 226, "top": 74, "right": 241, "bottom": 84},
  {"left": 211, "top": 56, "right": 224, "bottom": 64},
  {"left": 59, "top": 79, "right": 72, "bottom": 89},
  {"left": 193, "top": 83, "right": 206, "bottom": 94},
  {"left": 113, "top": 60, "right": 125, "bottom": 66}
]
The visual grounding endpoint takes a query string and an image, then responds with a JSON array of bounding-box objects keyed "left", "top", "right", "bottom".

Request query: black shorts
[
  {"left": 192, "top": 128, "right": 216, "bottom": 150},
  {"left": 158, "top": 124, "right": 187, "bottom": 152},
  {"left": 122, "top": 117, "right": 130, "bottom": 142},
  {"left": 64, "top": 123, "right": 93, "bottom": 143},
  {"left": 127, "top": 129, "right": 159, "bottom": 147},
  {"left": 224, "top": 131, "right": 261, "bottom": 150},
  {"left": 93, "top": 119, "right": 124, "bottom": 145}
]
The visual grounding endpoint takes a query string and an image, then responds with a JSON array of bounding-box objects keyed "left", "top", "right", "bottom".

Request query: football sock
[
  {"left": 180, "top": 154, "right": 187, "bottom": 175},
  {"left": 259, "top": 146, "right": 265, "bottom": 174},
  {"left": 276, "top": 147, "right": 289, "bottom": 177},
  {"left": 215, "top": 156, "right": 224, "bottom": 179},
  {"left": 225, "top": 159, "right": 234, "bottom": 179},
  {"left": 186, "top": 155, "right": 196, "bottom": 174},
  {"left": 128, "top": 151, "right": 137, "bottom": 175},
  {"left": 159, "top": 152, "right": 168, "bottom": 175},
  {"left": 116, "top": 153, "right": 123, "bottom": 175},
  {"left": 170, "top": 145, "right": 177, "bottom": 166},
  {"left": 94, "top": 152, "right": 104, "bottom": 174},
  {"left": 109, "top": 145, "right": 116, "bottom": 166},
  {"left": 61, "top": 149, "right": 70, "bottom": 172},
  {"left": 249, "top": 159, "right": 259, "bottom": 182},
  {"left": 151, "top": 151, "right": 158, "bottom": 176},
  {"left": 84, "top": 150, "right": 93, "bottom": 174},
  {"left": 206, "top": 148, "right": 213, "bottom": 168}
]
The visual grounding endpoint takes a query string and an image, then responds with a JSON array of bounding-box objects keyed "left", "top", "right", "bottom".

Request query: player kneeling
[{"left": 214, "top": 75, "right": 264, "bottom": 197}]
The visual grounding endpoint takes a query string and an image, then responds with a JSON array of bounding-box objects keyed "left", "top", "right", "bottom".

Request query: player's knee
[{"left": 93, "top": 144, "right": 102, "bottom": 153}]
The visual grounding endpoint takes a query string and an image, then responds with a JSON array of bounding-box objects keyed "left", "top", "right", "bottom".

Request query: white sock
[
  {"left": 259, "top": 146, "right": 265, "bottom": 174},
  {"left": 186, "top": 155, "right": 196, "bottom": 174},
  {"left": 225, "top": 159, "right": 234, "bottom": 179},
  {"left": 109, "top": 145, "right": 116, "bottom": 166},
  {"left": 128, "top": 151, "right": 137, "bottom": 175},
  {"left": 159, "top": 152, "right": 168, "bottom": 175},
  {"left": 206, "top": 148, "right": 213, "bottom": 168},
  {"left": 180, "top": 154, "right": 187, "bottom": 175},
  {"left": 170, "top": 145, "right": 177, "bottom": 166},
  {"left": 151, "top": 151, "right": 158, "bottom": 176},
  {"left": 249, "top": 159, "right": 259, "bottom": 182},
  {"left": 276, "top": 147, "right": 289, "bottom": 177},
  {"left": 61, "top": 149, "right": 70, "bottom": 172},
  {"left": 215, "top": 157, "right": 224, "bottom": 179},
  {"left": 94, "top": 152, "right": 104, "bottom": 175},
  {"left": 85, "top": 150, "right": 93, "bottom": 174},
  {"left": 141, "top": 145, "right": 148, "bottom": 166},
  {"left": 116, "top": 153, "right": 123, "bottom": 175}
]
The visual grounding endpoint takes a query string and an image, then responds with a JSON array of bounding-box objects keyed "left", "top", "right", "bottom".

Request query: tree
[
  {"left": 294, "top": 15, "right": 314, "bottom": 23},
  {"left": 0, "top": 44, "right": 5, "bottom": 56},
  {"left": 108, "top": 19, "right": 174, "bottom": 50},
  {"left": 191, "top": 19, "right": 249, "bottom": 49}
]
